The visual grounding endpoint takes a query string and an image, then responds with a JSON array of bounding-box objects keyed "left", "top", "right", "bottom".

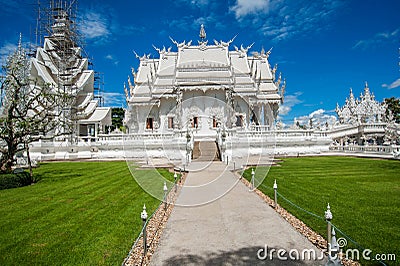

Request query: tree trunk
[
  {"left": 25, "top": 141, "right": 33, "bottom": 179},
  {"left": 4, "top": 140, "right": 16, "bottom": 173}
]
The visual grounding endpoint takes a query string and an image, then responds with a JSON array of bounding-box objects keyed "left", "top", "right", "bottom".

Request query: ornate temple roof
[
  {"left": 125, "top": 25, "right": 285, "bottom": 105},
  {"left": 336, "top": 82, "right": 387, "bottom": 125}
]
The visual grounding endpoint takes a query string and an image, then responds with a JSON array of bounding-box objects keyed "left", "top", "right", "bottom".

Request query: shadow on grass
[{"left": 161, "top": 246, "right": 324, "bottom": 265}]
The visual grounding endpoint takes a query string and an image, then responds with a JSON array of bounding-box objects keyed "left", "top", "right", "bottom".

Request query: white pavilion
[{"left": 124, "top": 25, "right": 285, "bottom": 137}]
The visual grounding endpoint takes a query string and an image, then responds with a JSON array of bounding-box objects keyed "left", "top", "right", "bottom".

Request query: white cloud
[
  {"left": 79, "top": 11, "right": 111, "bottom": 41},
  {"left": 353, "top": 28, "right": 399, "bottom": 50},
  {"left": 167, "top": 13, "right": 225, "bottom": 33},
  {"left": 176, "top": 0, "right": 210, "bottom": 8},
  {"left": 78, "top": 4, "right": 145, "bottom": 45},
  {"left": 102, "top": 92, "right": 126, "bottom": 107},
  {"left": 167, "top": 1, "right": 226, "bottom": 33},
  {"left": 293, "top": 115, "right": 308, "bottom": 126},
  {"left": 0, "top": 42, "right": 17, "bottom": 65},
  {"left": 308, "top": 108, "right": 324, "bottom": 118},
  {"left": 230, "top": 0, "right": 270, "bottom": 18},
  {"left": 382, "top": 78, "right": 400, "bottom": 89},
  {"left": 105, "top": 54, "right": 119, "bottom": 66},
  {"left": 278, "top": 92, "right": 302, "bottom": 116},
  {"left": 230, "top": 0, "right": 345, "bottom": 42},
  {"left": 295, "top": 109, "right": 337, "bottom": 128}
]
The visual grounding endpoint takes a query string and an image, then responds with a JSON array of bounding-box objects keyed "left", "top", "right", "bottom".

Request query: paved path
[{"left": 151, "top": 161, "right": 325, "bottom": 265}]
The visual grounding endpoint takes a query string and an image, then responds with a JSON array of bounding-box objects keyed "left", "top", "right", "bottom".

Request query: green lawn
[
  {"left": 0, "top": 161, "right": 176, "bottom": 265},
  {"left": 243, "top": 156, "right": 400, "bottom": 265}
]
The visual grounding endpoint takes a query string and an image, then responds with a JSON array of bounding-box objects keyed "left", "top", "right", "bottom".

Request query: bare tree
[{"left": 0, "top": 41, "right": 72, "bottom": 176}]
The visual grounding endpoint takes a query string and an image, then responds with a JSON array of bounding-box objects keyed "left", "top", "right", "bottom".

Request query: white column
[{"left": 95, "top": 123, "right": 98, "bottom": 139}]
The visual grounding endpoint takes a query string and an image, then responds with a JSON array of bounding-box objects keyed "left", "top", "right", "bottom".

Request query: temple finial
[
  {"left": 199, "top": 24, "right": 206, "bottom": 41},
  {"left": 364, "top": 81, "right": 370, "bottom": 97}
]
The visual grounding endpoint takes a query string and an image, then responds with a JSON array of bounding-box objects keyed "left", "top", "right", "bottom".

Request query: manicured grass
[
  {"left": 243, "top": 156, "right": 400, "bottom": 265},
  {"left": 0, "top": 161, "right": 176, "bottom": 265}
]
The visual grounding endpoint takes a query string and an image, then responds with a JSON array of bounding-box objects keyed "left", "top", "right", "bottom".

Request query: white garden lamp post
[
  {"left": 250, "top": 168, "right": 255, "bottom": 191},
  {"left": 174, "top": 172, "right": 178, "bottom": 192},
  {"left": 273, "top": 179, "right": 278, "bottom": 208},
  {"left": 325, "top": 203, "right": 333, "bottom": 246},
  {"left": 163, "top": 181, "right": 168, "bottom": 210},
  {"left": 141, "top": 204, "right": 148, "bottom": 256}
]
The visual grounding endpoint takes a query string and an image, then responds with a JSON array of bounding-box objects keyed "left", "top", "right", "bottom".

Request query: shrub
[{"left": 0, "top": 170, "right": 37, "bottom": 190}]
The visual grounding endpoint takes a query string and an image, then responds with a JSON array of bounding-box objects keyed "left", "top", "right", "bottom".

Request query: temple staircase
[{"left": 192, "top": 141, "right": 220, "bottom": 161}]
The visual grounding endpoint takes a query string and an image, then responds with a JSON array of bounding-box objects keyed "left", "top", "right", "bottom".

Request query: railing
[
  {"left": 97, "top": 132, "right": 176, "bottom": 142},
  {"left": 328, "top": 123, "right": 387, "bottom": 139},
  {"left": 360, "top": 122, "right": 387, "bottom": 129},
  {"left": 90, "top": 129, "right": 328, "bottom": 142},
  {"left": 330, "top": 145, "right": 400, "bottom": 154},
  {"left": 231, "top": 129, "right": 329, "bottom": 139}
]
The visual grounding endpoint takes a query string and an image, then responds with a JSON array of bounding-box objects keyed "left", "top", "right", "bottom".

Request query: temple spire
[
  {"left": 17, "top": 33, "right": 23, "bottom": 55},
  {"left": 199, "top": 24, "right": 206, "bottom": 41},
  {"left": 363, "top": 81, "right": 371, "bottom": 99},
  {"left": 18, "top": 33, "right": 22, "bottom": 50}
]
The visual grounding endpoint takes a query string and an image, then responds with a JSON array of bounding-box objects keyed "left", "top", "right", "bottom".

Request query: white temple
[
  {"left": 336, "top": 82, "right": 386, "bottom": 125},
  {"left": 23, "top": 21, "right": 399, "bottom": 162},
  {"left": 30, "top": 1, "right": 111, "bottom": 141},
  {"left": 332, "top": 82, "right": 390, "bottom": 145},
  {"left": 124, "top": 25, "right": 285, "bottom": 137}
]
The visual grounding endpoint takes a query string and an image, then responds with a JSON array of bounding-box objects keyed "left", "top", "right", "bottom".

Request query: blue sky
[{"left": 0, "top": 0, "right": 399, "bottom": 125}]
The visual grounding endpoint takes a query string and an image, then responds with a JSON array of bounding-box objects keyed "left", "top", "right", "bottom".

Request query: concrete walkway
[{"left": 151, "top": 161, "right": 325, "bottom": 265}]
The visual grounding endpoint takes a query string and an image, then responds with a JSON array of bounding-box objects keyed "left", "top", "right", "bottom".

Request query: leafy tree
[
  {"left": 109, "top": 107, "right": 124, "bottom": 131},
  {"left": 384, "top": 97, "right": 400, "bottom": 123},
  {"left": 0, "top": 41, "right": 72, "bottom": 175}
]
